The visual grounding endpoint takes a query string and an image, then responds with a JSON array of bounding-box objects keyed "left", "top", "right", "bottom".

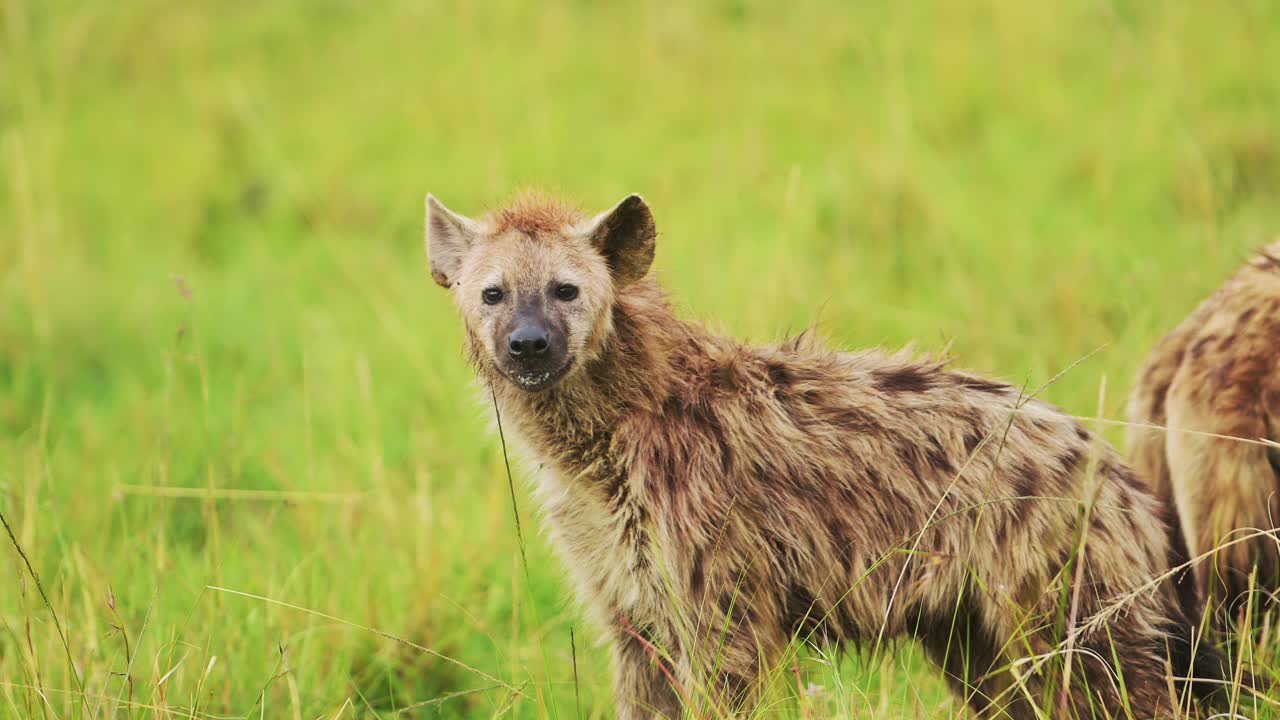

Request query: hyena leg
[
  {"left": 683, "top": 623, "right": 776, "bottom": 716},
  {"left": 1167, "top": 431, "right": 1280, "bottom": 616},
  {"left": 612, "top": 628, "right": 683, "bottom": 720},
  {"left": 910, "top": 589, "right": 1034, "bottom": 719}
]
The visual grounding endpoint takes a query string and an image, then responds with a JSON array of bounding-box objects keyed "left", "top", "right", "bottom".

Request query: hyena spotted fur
[
  {"left": 1128, "top": 240, "right": 1280, "bottom": 614},
  {"left": 427, "top": 192, "right": 1231, "bottom": 718}
]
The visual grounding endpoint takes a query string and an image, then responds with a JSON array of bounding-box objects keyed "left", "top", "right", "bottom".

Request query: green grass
[{"left": 3, "top": 0, "right": 1280, "bottom": 717}]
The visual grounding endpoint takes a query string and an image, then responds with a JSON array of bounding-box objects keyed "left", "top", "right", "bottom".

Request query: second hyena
[
  {"left": 1128, "top": 241, "right": 1280, "bottom": 614},
  {"left": 427, "top": 192, "right": 1230, "bottom": 718}
]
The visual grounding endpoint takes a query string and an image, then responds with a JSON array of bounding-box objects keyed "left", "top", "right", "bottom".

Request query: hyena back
[
  {"left": 428, "top": 192, "right": 1230, "bottom": 718},
  {"left": 1128, "top": 241, "right": 1280, "bottom": 615}
]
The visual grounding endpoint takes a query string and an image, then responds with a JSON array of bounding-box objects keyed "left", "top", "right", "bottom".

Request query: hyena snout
[
  {"left": 497, "top": 313, "right": 571, "bottom": 392},
  {"left": 507, "top": 323, "right": 550, "bottom": 358}
]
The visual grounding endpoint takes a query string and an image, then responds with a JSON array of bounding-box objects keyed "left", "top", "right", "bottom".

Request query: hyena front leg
[
  {"left": 681, "top": 619, "right": 780, "bottom": 717},
  {"left": 612, "top": 627, "right": 683, "bottom": 720}
]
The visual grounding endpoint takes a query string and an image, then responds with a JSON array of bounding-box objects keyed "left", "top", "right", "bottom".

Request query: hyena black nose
[{"left": 508, "top": 325, "right": 550, "bottom": 358}]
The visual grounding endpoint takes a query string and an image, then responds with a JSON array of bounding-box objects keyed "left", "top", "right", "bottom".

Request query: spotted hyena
[
  {"left": 1128, "top": 240, "right": 1280, "bottom": 616},
  {"left": 427, "top": 192, "right": 1231, "bottom": 718}
]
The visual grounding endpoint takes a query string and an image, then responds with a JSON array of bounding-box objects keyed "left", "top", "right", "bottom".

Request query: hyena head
[{"left": 426, "top": 192, "right": 656, "bottom": 392}]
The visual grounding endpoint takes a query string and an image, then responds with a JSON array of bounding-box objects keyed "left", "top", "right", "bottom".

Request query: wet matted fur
[
  {"left": 427, "top": 192, "right": 1232, "bottom": 719},
  {"left": 1128, "top": 241, "right": 1280, "bottom": 616}
]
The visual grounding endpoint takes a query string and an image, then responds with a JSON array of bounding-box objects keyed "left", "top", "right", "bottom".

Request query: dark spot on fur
[
  {"left": 1089, "top": 512, "right": 1106, "bottom": 534},
  {"left": 874, "top": 366, "right": 934, "bottom": 394},
  {"left": 1105, "top": 461, "right": 1143, "bottom": 493},
  {"left": 788, "top": 463, "right": 826, "bottom": 501},
  {"left": 782, "top": 584, "right": 838, "bottom": 645},
  {"left": 819, "top": 405, "right": 877, "bottom": 432},
  {"left": 1189, "top": 336, "right": 1215, "bottom": 359},
  {"left": 963, "top": 428, "right": 986, "bottom": 455},
  {"left": 677, "top": 399, "right": 735, "bottom": 476},
  {"left": 719, "top": 441, "right": 735, "bottom": 476},
  {"left": 1076, "top": 426, "right": 1091, "bottom": 443},
  {"left": 897, "top": 443, "right": 924, "bottom": 480},
  {"left": 718, "top": 590, "right": 751, "bottom": 626},
  {"left": 993, "top": 519, "right": 1009, "bottom": 547},
  {"left": 780, "top": 396, "right": 813, "bottom": 430},
  {"left": 1010, "top": 458, "right": 1040, "bottom": 498},
  {"left": 908, "top": 583, "right": 1002, "bottom": 707},
  {"left": 690, "top": 548, "right": 706, "bottom": 596},
  {"left": 709, "top": 363, "right": 737, "bottom": 390},
  {"left": 606, "top": 467, "right": 630, "bottom": 509},
  {"left": 768, "top": 534, "right": 789, "bottom": 562},
  {"left": 619, "top": 507, "right": 651, "bottom": 569},
  {"left": 1056, "top": 447, "right": 1085, "bottom": 480},
  {"left": 955, "top": 375, "right": 1008, "bottom": 394},
  {"left": 622, "top": 508, "right": 647, "bottom": 544},
  {"left": 925, "top": 436, "right": 954, "bottom": 475},
  {"left": 1239, "top": 307, "right": 1257, "bottom": 324},
  {"left": 864, "top": 465, "right": 883, "bottom": 487},
  {"left": 766, "top": 362, "right": 791, "bottom": 388},
  {"left": 823, "top": 512, "right": 850, "bottom": 554}
]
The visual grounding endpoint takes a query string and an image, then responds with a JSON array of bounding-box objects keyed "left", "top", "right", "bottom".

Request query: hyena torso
[
  {"left": 427, "top": 192, "right": 1228, "bottom": 718},
  {"left": 1128, "top": 241, "right": 1280, "bottom": 613}
]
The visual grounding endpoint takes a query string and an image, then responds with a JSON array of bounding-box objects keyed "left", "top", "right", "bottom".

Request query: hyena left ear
[
  {"left": 582, "top": 194, "right": 656, "bottom": 286},
  {"left": 425, "top": 194, "right": 483, "bottom": 288}
]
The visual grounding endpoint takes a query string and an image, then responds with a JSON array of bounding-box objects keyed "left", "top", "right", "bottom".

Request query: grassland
[{"left": 3, "top": 0, "right": 1280, "bottom": 717}]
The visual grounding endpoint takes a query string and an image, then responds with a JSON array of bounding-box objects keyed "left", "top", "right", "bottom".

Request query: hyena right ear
[
  {"left": 425, "top": 194, "right": 483, "bottom": 288},
  {"left": 582, "top": 194, "right": 657, "bottom": 286}
]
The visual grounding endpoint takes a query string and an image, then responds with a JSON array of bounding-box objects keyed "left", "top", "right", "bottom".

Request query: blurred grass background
[{"left": 2, "top": 0, "right": 1279, "bottom": 717}]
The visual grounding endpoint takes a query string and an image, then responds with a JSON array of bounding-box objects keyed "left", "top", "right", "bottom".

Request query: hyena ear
[
  {"left": 582, "top": 194, "right": 656, "bottom": 286},
  {"left": 425, "top": 194, "right": 483, "bottom": 288}
]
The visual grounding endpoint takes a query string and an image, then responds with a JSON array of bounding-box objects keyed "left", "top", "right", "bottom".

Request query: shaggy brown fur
[
  {"left": 1128, "top": 240, "right": 1280, "bottom": 615},
  {"left": 428, "top": 192, "right": 1232, "bottom": 719}
]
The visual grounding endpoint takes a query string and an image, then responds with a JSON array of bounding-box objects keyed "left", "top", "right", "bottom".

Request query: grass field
[{"left": 3, "top": 0, "right": 1280, "bottom": 717}]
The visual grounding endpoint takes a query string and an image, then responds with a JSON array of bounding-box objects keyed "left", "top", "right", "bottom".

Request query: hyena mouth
[{"left": 505, "top": 362, "right": 572, "bottom": 392}]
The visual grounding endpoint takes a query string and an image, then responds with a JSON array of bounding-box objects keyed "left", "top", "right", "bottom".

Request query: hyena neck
[{"left": 492, "top": 279, "right": 686, "bottom": 477}]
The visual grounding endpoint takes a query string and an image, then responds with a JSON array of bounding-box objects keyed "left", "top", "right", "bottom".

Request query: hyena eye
[
  {"left": 482, "top": 287, "right": 504, "bottom": 305},
  {"left": 555, "top": 284, "right": 579, "bottom": 302}
]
